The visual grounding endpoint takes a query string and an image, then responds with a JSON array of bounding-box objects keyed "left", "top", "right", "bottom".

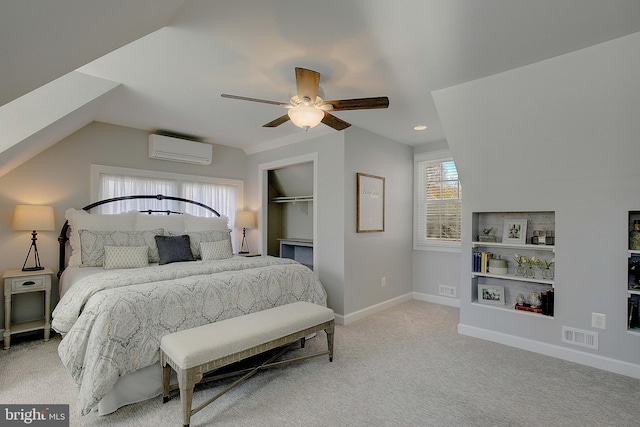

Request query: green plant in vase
[
  {"left": 513, "top": 254, "right": 527, "bottom": 276},
  {"left": 525, "top": 256, "right": 537, "bottom": 278},
  {"left": 538, "top": 258, "right": 555, "bottom": 279}
]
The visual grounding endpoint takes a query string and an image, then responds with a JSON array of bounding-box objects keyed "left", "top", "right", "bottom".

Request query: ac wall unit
[{"left": 148, "top": 134, "right": 212, "bottom": 165}]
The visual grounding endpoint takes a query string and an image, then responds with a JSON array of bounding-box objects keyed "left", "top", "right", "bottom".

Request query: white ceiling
[{"left": 3, "top": 0, "right": 640, "bottom": 153}]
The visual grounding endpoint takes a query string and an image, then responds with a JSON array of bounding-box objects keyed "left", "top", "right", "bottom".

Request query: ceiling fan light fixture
[{"left": 288, "top": 105, "right": 324, "bottom": 130}]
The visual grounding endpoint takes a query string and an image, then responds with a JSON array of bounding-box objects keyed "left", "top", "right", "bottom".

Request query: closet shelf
[{"left": 271, "top": 196, "right": 313, "bottom": 203}]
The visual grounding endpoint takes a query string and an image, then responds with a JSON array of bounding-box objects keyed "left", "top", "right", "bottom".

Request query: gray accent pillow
[
  {"left": 79, "top": 228, "right": 164, "bottom": 267},
  {"left": 155, "top": 235, "right": 196, "bottom": 265}
]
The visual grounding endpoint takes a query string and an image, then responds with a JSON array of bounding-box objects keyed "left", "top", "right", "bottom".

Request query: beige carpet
[{"left": 2, "top": 300, "right": 640, "bottom": 426}]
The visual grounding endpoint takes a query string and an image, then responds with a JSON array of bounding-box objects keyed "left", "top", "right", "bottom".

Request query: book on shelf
[
  {"left": 480, "top": 252, "right": 493, "bottom": 273},
  {"left": 629, "top": 295, "right": 639, "bottom": 328}
]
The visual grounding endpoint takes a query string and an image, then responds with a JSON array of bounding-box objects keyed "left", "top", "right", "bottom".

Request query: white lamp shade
[
  {"left": 12, "top": 205, "right": 55, "bottom": 231},
  {"left": 235, "top": 211, "right": 255, "bottom": 229},
  {"left": 288, "top": 105, "right": 324, "bottom": 129}
]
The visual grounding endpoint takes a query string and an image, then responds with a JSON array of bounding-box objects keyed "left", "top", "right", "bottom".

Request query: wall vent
[
  {"left": 439, "top": 285, "right": 456, "bottom": 298},
  {"left": 562, "top": 326, "right": 598, "bottom": 350}
]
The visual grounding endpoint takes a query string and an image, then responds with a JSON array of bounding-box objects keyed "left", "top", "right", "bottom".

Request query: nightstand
[{"left": 3, "top": 267, "right": 52, "bottom": 350}]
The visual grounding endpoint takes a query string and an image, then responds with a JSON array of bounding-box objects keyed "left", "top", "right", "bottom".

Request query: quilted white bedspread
[{"left": 51, "top": 256, "right": 326, "bottom": 415}]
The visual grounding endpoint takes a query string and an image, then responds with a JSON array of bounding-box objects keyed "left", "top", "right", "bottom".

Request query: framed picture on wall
[
  {"left": 502, "top": 219, "right": 527, "bottom": 244},
  {"left": 478, "top": 285, "right": 505, "bottom": 305},
  {"left": 356, "top": 172, "right": 385, "bottom": 233}
]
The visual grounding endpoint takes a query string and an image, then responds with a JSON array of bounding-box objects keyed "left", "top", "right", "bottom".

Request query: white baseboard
[
  {"left": 458, "top": 323, "right": 640, "bottom": 380},
  {"left": 336, "top": 293, "right": 413, "bottom": 325},
  {"left": 412, "top": 292, "right": 460, "bottom": 308}
]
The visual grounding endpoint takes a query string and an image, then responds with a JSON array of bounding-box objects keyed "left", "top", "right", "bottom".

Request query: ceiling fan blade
[
  {"left": 322, "top": 112, "right": 351, "bottom": 131},
  {"left": 221, "top": 94, "right": 288, "bottom": 106},
  {"left": 263, "top": 114, "right": 291, "bottom": 128},
  {"left": 323, "top": 97, "right": 389, "bottom": 111},
  {"left": 295, "top": 67, "right": 320, "bottom": 102}
]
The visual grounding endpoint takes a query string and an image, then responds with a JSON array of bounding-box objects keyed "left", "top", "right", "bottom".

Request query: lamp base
[
  {"left": 238, "top": 251, "right": 249, "bottom": 254},
  {"left": 22, "top": 266, "right": 45, "bottom": 272}
]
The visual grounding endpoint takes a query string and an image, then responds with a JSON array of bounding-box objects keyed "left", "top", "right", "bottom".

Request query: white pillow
[
  {"left": 103, "top": 246, "right": 149, "bottom": 269},
  {"left": 135, "top": 213, "right": 185, "bottom": 234},
  {"left": 65, "top": 209, "right": 137, "bottom": 267},
  {"left": 200, "top": 240, "right": 233, "bottom": 260},
  {"left": 184, "top": 213, "right": 229, "bottom": 232}
]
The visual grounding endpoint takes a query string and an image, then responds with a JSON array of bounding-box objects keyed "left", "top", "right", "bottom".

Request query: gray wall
[
  {"left": 246, "top": 132, "right": 346, "bottom": 315},
  {"left": 0, "top": 121, "right": 246, "bottom": 325},
  {"left": 412, "top": 140, "right": 461, "bottom": 301},
  {"left": 433, "top": 32, "right": 640, "bottom": 370},
  {"left": 246, "top": 127, "right": 413, "bottom": 321},
  {"left": 344, "top": 127, "right": 413, "bottom": 315}
]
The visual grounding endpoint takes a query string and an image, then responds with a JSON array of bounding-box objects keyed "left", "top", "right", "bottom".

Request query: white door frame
[{"left": 258, "top": 153, "right": 318, "bottom": 275}]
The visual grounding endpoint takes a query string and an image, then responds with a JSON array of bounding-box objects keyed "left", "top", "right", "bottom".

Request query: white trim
[
  {"left": 413, "top": 150, "right": 461, "bottom": 250},
  {"left": 414, "top": 150, "right": 452, "bottom": 162},
  {"left": 90, "top": 164, "right": 244, "bottom": 208},
  {"left": 338, "top": 293, "right": 413, "bottom": 325},
  {"left": 412, "top": 292, "right": 460, "bottom": 308},
  {"left": 458, "top": 323, "right": 640, "bottom": 380},
  {"left": 258, "top": 153, "right": 318, "bottom": 275}
]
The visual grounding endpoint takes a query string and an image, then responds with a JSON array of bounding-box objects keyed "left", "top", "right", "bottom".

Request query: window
[
  {"left": 414, "top": 152, "right": 462, "bottom": 251},
  {"left": 90, "top": 165, "right": 243, "bottom": 225}
]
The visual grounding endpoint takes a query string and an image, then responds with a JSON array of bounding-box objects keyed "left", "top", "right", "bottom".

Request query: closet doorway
[{"left": 259, "top": 153, "right": 317, "bottom": 272}]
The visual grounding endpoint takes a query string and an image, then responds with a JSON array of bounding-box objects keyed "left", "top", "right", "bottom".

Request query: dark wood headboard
[{"left": 58, "top": 194, "right": 220, "bottom": 277}]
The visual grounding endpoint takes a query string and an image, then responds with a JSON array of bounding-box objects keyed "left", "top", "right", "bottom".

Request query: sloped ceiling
[{"left": 2, "top": 0, "right": 640, "bottom": 175}]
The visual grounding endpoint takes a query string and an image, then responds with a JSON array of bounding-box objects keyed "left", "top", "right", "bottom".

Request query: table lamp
[
  {"left": 235, "top": 211, "right": 255, "bottom": 254},
  {"left": 13, "top": 205, "right": 55, "bottom": 271}
]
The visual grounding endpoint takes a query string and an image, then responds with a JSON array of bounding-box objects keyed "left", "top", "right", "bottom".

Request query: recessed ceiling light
[{"left": 413, "top": 125, "right": 428, "bottom": 131}]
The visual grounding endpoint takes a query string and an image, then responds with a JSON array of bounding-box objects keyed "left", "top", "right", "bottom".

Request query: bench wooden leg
[
  {"left": 177, "top": 369, "right": 196, "bottom": 427},
  {"left": 162, "top": 363, "right": 171, "bottom": 403},
  {"left": 326, "top": 320, "right": 335, "bottom": 362}
]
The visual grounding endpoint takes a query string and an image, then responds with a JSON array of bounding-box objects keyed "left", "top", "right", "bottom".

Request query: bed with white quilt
[{"left": 51, "top": 195, "right": 326, "bottom": 416}]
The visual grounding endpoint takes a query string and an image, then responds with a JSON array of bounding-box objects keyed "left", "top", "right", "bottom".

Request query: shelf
[
  {"left": 472, "top": 272, "right": 554, "bottom": 286},
  {"left": 629, "top": 250, "right": 640, "bottom": 257},
  {"left": 271, "top": 196, "right": 313, "bottom": 203},
  {"left": 471, "top": 302, "right": 554, "bottom": 319},
  {"left": 10, "top": 318, "right": 46, "bottom": 334},
  {"left": 628, "top": 289, "right": 640, "bottom": 295},
  {"left": 472, "top": 241, "right": 555, "bottom": 252},
  {"left": 628, "top": 328, "right": 640, "bottom": 336}
]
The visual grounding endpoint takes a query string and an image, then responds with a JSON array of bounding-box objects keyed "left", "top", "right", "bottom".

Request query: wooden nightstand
[{"left": 3, "top": 267, "right": 52, "bottom": 350}]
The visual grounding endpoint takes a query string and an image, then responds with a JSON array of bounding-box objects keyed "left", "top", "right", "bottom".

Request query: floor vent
[
  {"left": 562, "top": 326, "right": 598, "bottom": 350},
  {"left": 439, "top": 285, "right": 456, "bottom": 298}
]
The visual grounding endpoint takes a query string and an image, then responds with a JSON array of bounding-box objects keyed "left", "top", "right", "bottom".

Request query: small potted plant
[
  {"left": 538, "top": 258, "right": 555, "bottom": 279},
  {"left": 525, "top": 256, "right": 537, "bottom": 278},
  {"left": 513, "top": 254, "right": 528, "bottom": 276}
]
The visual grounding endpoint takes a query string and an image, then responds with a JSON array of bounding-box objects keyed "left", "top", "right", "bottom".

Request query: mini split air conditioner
[{"left": 148, "top": 134, "right": 212, "bottom": 165}]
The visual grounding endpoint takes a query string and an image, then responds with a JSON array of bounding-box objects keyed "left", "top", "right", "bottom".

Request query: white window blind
[{"left": 414, "top": 152, "right": 462, "bottom": 251}]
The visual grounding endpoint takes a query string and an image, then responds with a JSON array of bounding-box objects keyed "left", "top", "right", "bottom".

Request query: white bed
[{"left": 52, "top": 195, "right": 326, "bottom": 416}]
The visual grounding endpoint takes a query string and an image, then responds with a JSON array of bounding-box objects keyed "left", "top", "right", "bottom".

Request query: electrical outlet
[
  {"left": 381, "top": 276, "right": 386, "bottom": 287},
  {"left": 592, "top": 313, "right": 606, "bottom": 330}
]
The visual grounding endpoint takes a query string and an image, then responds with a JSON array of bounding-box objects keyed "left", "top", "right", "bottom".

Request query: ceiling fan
[{"left": 221, "top": 67, "right": 389, "bottom": 131}]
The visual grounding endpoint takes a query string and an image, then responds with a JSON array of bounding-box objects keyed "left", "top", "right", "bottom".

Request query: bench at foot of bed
[{"left": 160, "top": 301, "right": 335, "bottom": 427}]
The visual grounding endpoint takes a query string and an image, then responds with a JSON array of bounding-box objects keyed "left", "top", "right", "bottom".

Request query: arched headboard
[{"left": 58, "top": 194, "right": 221, "bottom": 277}]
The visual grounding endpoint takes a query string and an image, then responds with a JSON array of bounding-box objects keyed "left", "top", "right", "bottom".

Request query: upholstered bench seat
[{"left": 160, "top": 301, "right": 335, "bottom": 427}]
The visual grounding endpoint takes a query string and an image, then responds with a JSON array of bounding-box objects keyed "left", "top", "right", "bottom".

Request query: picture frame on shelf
[
  {"left": 478, "top": 285, "right": 505, "bottom": 305},
  {"left": 502, "top": 219, "right": 527, "bottom": 244}
]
